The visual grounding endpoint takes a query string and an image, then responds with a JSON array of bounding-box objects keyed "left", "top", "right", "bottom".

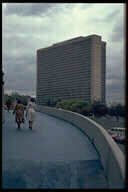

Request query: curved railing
[{"left": 36, "top": 105, "right": 125, "bottom": 188}]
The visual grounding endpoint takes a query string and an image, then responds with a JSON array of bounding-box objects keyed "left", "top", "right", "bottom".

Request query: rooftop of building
[{"left": 37, "top": 34, "right": 103, "bottom": 52}]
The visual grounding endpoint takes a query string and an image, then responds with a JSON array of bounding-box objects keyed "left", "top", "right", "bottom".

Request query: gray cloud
[
  {"left": 106, "top": 54, "right": 124, "bottom": 76},
  {"left": 106, "top": 54, "right": 125, "bottom": 104},
  {"left": 106, "top": 9, "right": 120, "bottom": 20},
  {"left": 4, "top": 55, "right": 35, "bottom": 72},
  {"left": 110, "top": 21, "right": 124, "bottom": 42},
  {"left": 5, "top": 71, "right": 36, "bottom": 93},
  {"left": 5, "top": 3, "right": 55, "bottom": 17},
  {"left": 90, "top": 9, "right": 120, "bottom": 23},
  {"left": 3, "top": 51, "right": 36, "bottom": 93},
  {"left": 106, "top": 80, "right": 125, "bottom": 104},
  {"left": 4, "top": 55, "right": 36, "bottom": 93},
  {"left": 76, "top": 4, "right": 94, "bottom": 9},
  {"left": 4, "top": 3, "right": 75, "bottom": 17}
]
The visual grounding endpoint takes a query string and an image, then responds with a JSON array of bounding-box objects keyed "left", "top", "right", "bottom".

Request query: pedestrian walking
[
  {"left": 27, "top": 96, "right": 31, "bottom": 105},
  {"left": 26, "top": 97, "right": 36, "bottom": 130},
  {"left": 13, "top": 100, "right": 25, "bottom": 130},
  {"left": 12, "top": 98, "right": 18, "bottom": 115},
  {"left": 6, "top": 99, "right": 11, "bottom": 112}
]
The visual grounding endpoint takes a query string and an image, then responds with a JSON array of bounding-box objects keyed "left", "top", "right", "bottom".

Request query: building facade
[{"left": 37, "top": 34, "right": 106, "bottom": 105}]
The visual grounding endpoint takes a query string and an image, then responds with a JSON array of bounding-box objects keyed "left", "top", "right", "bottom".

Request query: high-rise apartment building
[{"left": 37, "top": 34, "right": 106, "bottom": 105}]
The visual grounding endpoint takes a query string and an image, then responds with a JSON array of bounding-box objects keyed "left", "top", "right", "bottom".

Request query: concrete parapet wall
[{"left": 36, "top": 105, "right": 125, "bottom": 188}]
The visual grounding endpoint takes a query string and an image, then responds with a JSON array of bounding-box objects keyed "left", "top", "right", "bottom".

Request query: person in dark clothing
[{"left": 6, "top": 99, "right": 11, "bottom": 112}]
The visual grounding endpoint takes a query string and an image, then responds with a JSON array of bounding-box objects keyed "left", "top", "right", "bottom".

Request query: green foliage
[
  {"left": 115, "top": 104, "right": 125, "bottom": 117},
  {"left": 4, "top": 92, "right": 28, "bottom": 106},
  {"left": 56, "top": 100, "right": 71, "bottom": 110},
  {"left": 56, "top": 99, "right": 92, "bottom": 115},
  {"left": 92, "top": 101, "right": 125, "bottom": 117},
  {"left": 92, "top": 101, "right": 108, "bottom": 117},
  {"left": 108, "top": 106, "right": 115, "bottom": 116},
  {"left": 108, "top": 104, "right": 125, "bottom": 117}
]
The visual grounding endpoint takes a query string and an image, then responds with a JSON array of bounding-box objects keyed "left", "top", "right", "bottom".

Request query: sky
[{"left": 2, "top": 3, "right": 125, "bottom": 104}]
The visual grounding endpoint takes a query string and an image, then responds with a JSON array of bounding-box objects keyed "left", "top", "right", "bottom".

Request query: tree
[
  {"left": 115, "top": 104, "right": 125, "bottom": 117},
  {"left": 92, "top": 101, "right": 108, "bottom": 117},
  {"left": 108, "top": 104, "right": 125, "bottom": 117},
  {"left": 4, "top": 92, "right": 28, "bottom": 106},
  {"left": 56, "top": 99, "right": 92, "bottom": 115}
]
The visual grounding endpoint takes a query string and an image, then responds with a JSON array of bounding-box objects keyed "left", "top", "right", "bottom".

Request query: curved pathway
[{"left": 2, "top": 110, "right": 108, "bottom": 189}]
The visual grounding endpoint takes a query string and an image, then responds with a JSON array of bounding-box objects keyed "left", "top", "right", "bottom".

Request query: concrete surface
[
  {"left": 36, "top": 106, "right": 125, "bottom": 188},
  {"left": 2, "top": 110, "right": 108, "bottom": 189}
]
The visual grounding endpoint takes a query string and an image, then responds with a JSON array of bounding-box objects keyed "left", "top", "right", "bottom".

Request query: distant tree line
[
  {"left": 45, "top": 97, "right": 125, "bottom": 118},
  {"left": 4, "top": 92, "right": 35, "bottom": 107},
  {"left": 5, "top": 93, "right": 125, "bottom": 118}
]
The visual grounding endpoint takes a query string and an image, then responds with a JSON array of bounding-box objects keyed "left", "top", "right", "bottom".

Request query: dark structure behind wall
[{"left": 36, "top": 34, "right": 106, "bottom": 105}]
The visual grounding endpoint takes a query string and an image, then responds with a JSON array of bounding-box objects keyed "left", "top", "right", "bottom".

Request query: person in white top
[
  {"left": 26, "top": 97, "right": 36, "bottom": 130},
  {"left": 27, "top": 96, "right": 31, "bottom": 106}
]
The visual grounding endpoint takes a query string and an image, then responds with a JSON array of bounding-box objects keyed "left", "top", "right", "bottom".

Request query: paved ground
[
  {"left": 89, "top": 115, "right": 125, "bottom": 153},
  {"left": 2, "top": 110, "right": 108, "bottom": 189},
  {"left": 90, "top": 115, "right": 125, "bottom": 131}
]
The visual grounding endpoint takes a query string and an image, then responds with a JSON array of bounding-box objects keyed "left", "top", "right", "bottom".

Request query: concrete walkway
[{"left": 2, "top": 110, "right": 108, "bottom": 189}]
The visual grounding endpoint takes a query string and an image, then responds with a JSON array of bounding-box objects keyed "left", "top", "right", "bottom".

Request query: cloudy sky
[{"left": 2, "top": 3, "right": 125, "bottom": 104}]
